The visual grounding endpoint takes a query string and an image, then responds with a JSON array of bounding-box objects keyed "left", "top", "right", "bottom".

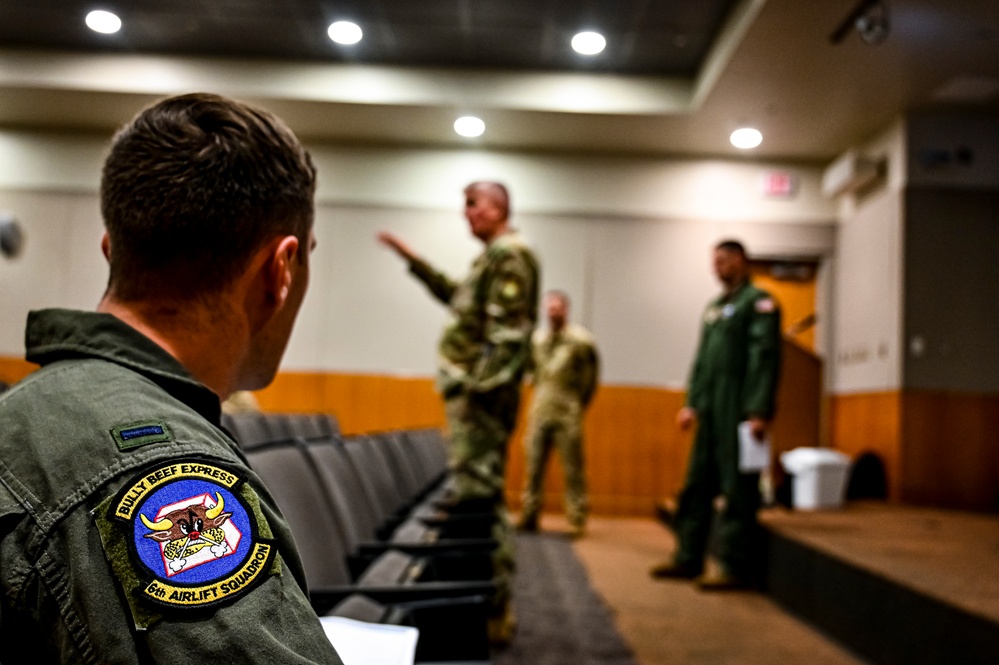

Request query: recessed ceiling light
[
  {"left": 730, "top": 127, "right": 763, "bottom": 149},
  {"left": 86, "top": 10, "right": 121, "bottom": 34},
  {"left": 454, "top": 116, "right": 485, "bottom": 138},
  {"left": 328, "top": 21, "right": 362, "bottom": 45},
  {"left": 571, "top": 31, "right": 606, "bottom": 55}
]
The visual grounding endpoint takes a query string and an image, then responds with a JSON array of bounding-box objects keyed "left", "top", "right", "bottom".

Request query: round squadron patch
[{"left": 107, "top": 459, "right": 275, "bottom": 613}]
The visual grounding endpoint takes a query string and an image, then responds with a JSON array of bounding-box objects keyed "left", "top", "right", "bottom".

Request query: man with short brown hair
[{"left": 0, "top": 93, "right": 342, "bottom": 663}]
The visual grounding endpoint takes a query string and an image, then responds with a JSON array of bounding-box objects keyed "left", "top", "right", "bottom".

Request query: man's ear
[
  {"left": 265, "top": 235, "right": 301, "bottom": 308},
  {"left": 101, "top": 232, "right": 111, "bottom": 262}
]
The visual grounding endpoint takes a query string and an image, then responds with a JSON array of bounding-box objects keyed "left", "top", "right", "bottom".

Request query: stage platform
[{"left": 760, "top": 502, "right": 999, "bottom": 665}]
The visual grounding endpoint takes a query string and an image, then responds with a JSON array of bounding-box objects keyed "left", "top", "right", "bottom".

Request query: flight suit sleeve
[
  {"left": 742, "top": 295, "right": 782, "bottom": 419},
  {"left": 408, "top": 257, "right": 458, "bottom": 305},
  {"left": 466, "top": 250, "right": 538, "bottom": 393},
  {"left": 140, "top": 475, "right": 344, "bottom": 665},
  {"left": 684, "top": 320, "right": 711, "bottom": 413},
  {"left": 89, "top": 457, "right": 345, "bottom": 665},
  {"left": 143, "top": 573, "right": 343, "bottom": 664}
]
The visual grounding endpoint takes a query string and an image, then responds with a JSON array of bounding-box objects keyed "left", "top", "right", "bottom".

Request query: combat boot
[
  {"left": 516, "top": 513, "right": 538, "bottom": 532},
  {"left": 695, "top": 566, "right": 750, "bottom": 591},
  {"left": 648, "top": 557, "right": 700, "bottom": 580}
]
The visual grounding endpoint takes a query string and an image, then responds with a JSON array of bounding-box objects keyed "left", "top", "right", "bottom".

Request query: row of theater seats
[{"left": 221, "top": 411, "right": 496, "bottom": 663}]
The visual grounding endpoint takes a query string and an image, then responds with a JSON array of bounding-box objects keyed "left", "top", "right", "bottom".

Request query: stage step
[{"left": 760, "top": 504, "right": 999, "bottom": 665}]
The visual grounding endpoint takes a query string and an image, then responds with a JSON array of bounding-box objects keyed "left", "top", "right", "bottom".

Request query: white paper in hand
[
  {"left": 320, "top": 616, "right": 419, "bottom": 665},
  {"left": 738, "top": 421, "right": 771, "bottom": 472}
]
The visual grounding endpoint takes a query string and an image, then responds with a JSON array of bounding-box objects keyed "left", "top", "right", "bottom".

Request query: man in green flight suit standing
[
  {"left": 0, "top": 94, "right": 343, "bottom": 663},
  {"left": 518, "top": 290, "right": 599, "bottom": 538},
  {"left": 377, "top": 181, "right": 540, "bottom": 644},
  {"left": 651, "top": 239, "right": 782, "bottom": 589}
]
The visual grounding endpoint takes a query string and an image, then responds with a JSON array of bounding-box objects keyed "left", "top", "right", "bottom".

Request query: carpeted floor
[
  {"left": 494, "top": 529, "right": 640, "bottom": 665},
  {"left": 521, "top": 514, "right": 868, "bottom": 665}
]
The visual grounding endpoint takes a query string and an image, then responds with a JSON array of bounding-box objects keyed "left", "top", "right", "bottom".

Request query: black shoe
[
  {"left": 516, "top": 516, "right": 538, "bottom": 532},
  {"left": 649, "top": 559, "right": 700, "bottom": 580}
]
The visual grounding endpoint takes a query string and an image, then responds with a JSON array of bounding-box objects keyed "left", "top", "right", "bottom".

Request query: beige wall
[
  {"left": 828, "top": 119, "right": 906, "bottom": 394},
  {"left": 0, "top": 132, "right": 836, "bottom": 387}
]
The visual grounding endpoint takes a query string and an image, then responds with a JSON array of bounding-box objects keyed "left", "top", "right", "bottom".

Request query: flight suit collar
[
  {"left": 24, "top": 308, "right": 222, "bottom": 425},
  {"left": 720, "top": 277, "right": 751, "bottom": 303}
]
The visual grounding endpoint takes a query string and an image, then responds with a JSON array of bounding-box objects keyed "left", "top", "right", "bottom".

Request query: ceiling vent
[{"left": 821, "top": 149, "right": 884, "bottom": 198}]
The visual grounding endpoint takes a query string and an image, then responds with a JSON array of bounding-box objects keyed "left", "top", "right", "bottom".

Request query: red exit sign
[{"left": 761, "top": 170, "right": 798, "bottom": 198}]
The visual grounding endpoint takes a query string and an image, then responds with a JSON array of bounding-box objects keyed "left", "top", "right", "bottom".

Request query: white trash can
[{"left": 779, "top": 447, "right": 851, "bottom": 510}]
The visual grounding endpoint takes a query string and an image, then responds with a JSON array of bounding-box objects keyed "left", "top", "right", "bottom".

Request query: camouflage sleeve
[
  {"left": 408, "top": 257, "right": 458, "bottom": 305},
  {"left": 466, "top": 249, "right": 539, "bottom": 393},
  {"left": 578, "top": 342, "right": 599, "bottom": 408},
  {"left": 742, "top": 295, "right": 782, "bottom": 419}
]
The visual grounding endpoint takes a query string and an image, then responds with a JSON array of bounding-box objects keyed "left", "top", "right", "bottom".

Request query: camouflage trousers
[
  {"left": 444, "top": 387, "right": 520, "bottom": 610},
  {"left": 520, "top": 415, "right": 587, "bottom": 528}
]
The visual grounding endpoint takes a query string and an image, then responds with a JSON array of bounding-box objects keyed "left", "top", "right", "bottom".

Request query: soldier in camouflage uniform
[
  {"left": 377, "top": 181, "right": 540, "bottom": 644},
  {"left": 0, "top": 95, "right": 343, "bottom": 663},
  {"left": 651, "top": 240, "right": 782, "bottom": 590},
  {"left": 518, "top": 291, "right": 599, "bottom": 537}
]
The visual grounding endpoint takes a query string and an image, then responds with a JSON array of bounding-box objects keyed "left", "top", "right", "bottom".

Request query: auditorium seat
[
  {"left": 303, "top": 437, "right": 496, "bottom": 579},
  {"left": 243, "top": 437, "right": 494, "bottom": 661},
  {"left": 221, "top": 411, "right": 275, "bottom": 448},
  {"left": 243, "top": 438, "right": 495, "bottom": 594}
]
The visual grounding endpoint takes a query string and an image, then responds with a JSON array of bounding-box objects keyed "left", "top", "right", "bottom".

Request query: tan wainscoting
[
  {"left": 256, "top": 372, "right": 694, "bottom": 518},
  {"left": 505, "top": 385, "right": 692, "bottom": 518},
  {"left": 828, "top": 389, "right": 999, "bottom": 510},
  {"left": 254, "top": 372, "right": 447, "bottom": 434},
  {"left": 0, "top": 357, "right": 37, "bottom": 386},
  {"left": 900, "top": 390, "right": 999, "bottom": 511},
  {"left": 828, "top": 391, "right": 902, "bottom": 501},
  {"left": 0, "top": 357, "right": 821, "bottom": 518},
  {"left": 770, "top": 341, "right": 822, "bottom": 490}
]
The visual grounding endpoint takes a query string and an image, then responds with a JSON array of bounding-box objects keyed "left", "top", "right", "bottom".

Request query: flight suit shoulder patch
[
  {"left": 754, "top": 297, "right": 777, "bottom": 313},
  {"left": 95, "top": 458, "right": 276, "bottom": 626}
]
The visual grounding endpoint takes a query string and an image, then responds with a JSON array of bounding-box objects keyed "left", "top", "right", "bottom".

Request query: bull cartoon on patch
[{"left": 140, "top": 492, "right": 239, "bottom": 575}]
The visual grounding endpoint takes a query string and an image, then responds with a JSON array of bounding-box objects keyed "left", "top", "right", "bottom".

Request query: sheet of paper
[
  {"left": 738, "top": 420, "right": 771, "bottom": 472},
  {"left": 320, "top": 616, "right": 419, "bottom": 665}
]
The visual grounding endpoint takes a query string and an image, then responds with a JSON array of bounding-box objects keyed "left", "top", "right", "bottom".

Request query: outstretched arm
[
  {"left": 377, "top": 231, "right": 457, "bottom": 304},
  {"left": 377, "top": 231, "right": 418, "bottom": 262}
]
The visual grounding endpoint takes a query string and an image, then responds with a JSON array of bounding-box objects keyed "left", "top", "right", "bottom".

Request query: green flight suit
[
  {"left": 0, "top": 309, "right": 343, "bottom": 665},
  {"left": 674, "top": 280, "right": 782, "bottom": 579},
  {"left": 407, "top": 229, "right": 539, "bottom": 611},
  {"left": 520, "top": 323, "right": 599, "bottom": 529}
]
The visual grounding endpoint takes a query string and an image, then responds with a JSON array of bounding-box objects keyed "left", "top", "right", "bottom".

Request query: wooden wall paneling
[
  {"left": 323, "top": 373, "right": 355, "bottom": 432},
  {"left": 0, "top": 357, "right": 37, "bottom": 386},
  {"left": 901, "top": 390, "right": 999, "bottom": 511},
  {"left": 254, "top": 371, "right": 327, "bottom": 414},
  {"left": 828, "top": 391, "right": 902, "bottom": 501},
  {"left": 770, "top": 340, "right": 823, "bottom": 488}
]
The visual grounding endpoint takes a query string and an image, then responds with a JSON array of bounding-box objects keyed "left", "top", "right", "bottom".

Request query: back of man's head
[{"left": 100, "top": 93, "right": 316, "bottom": 302}]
